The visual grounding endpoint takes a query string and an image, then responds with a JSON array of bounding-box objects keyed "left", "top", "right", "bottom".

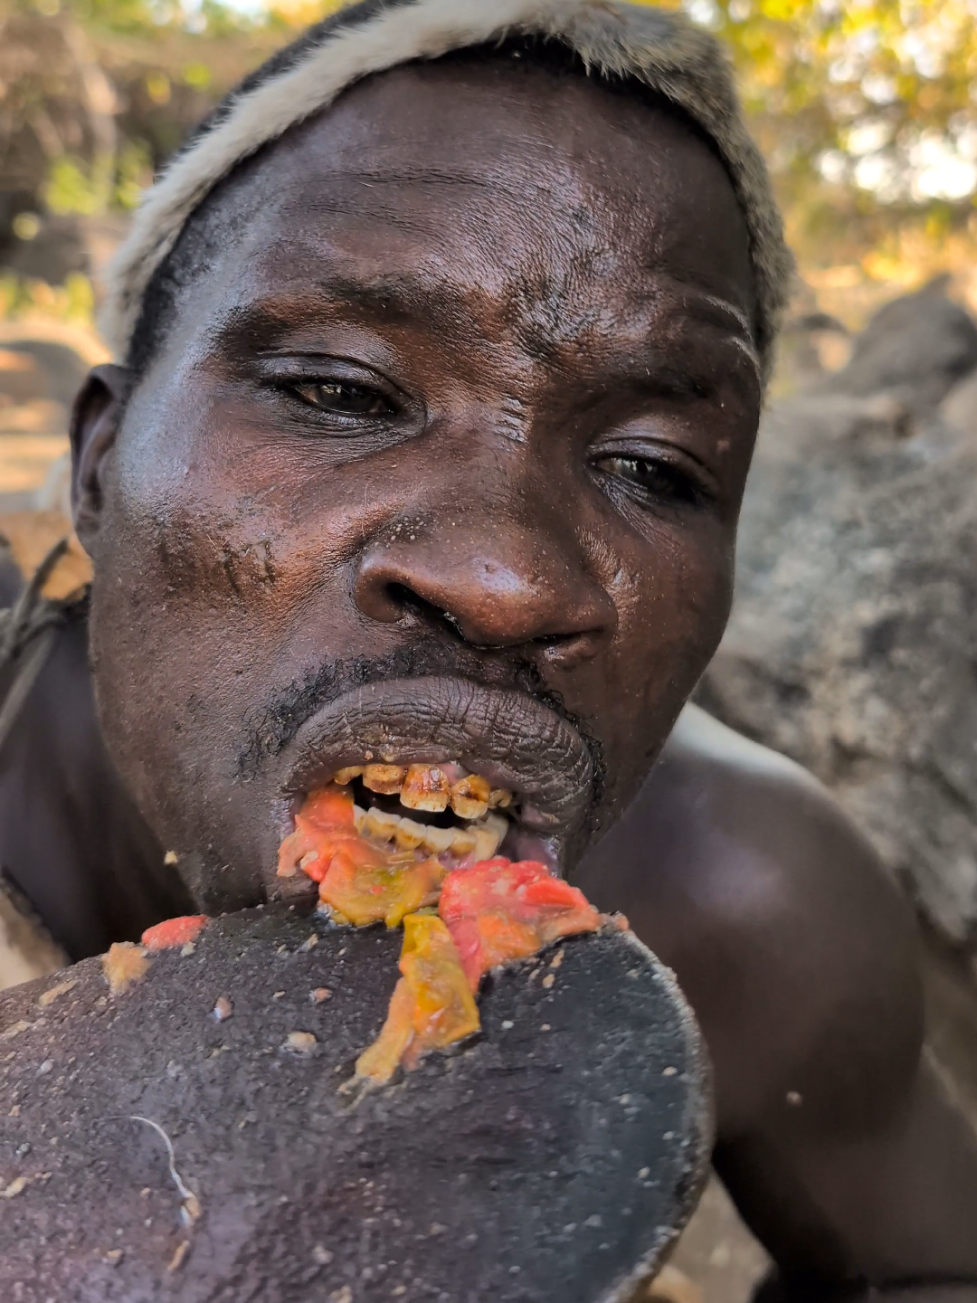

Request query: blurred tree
[
  {"left": 659, "top": 0, "right": 977, "bottom": 280},
  {"left": 3, "top": 0, "right": 977, "bottom": 316},
  {"left": 0, "top": 0, "right": 304, "bottom": 295}
]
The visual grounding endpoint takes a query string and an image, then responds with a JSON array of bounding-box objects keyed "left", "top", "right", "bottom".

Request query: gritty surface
[{"left": 0, "top": 906, "right": 710, "bottom": 1303}]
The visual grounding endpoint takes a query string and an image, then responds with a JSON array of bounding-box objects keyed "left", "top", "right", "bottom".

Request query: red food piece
[
  {"left": 299, "top": 785, "right": 357, "bottom": 831},
  {"left": 141, "top": 915, "right": 209, "bottom": 951},
  {"left": 277, "top": 785, "right": 357, "bottom": 880},
  {"left": 439, "top": 858, "right": 601, "bottom": 990}
]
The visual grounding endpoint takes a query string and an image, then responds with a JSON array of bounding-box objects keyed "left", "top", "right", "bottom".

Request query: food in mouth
[
  {"left": 277, "top": 770, "right": 605, "bottom": 1083},
  {"left": 276, "top": 770, "right": 511, "bottom": 922}
]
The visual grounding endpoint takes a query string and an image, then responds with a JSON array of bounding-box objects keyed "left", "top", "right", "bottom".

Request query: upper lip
[{"left": 278, "top": 675, "right": 595, "bottom": 869}]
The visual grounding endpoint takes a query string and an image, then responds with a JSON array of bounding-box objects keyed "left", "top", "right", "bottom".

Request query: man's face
[{"left": 74, "top": 55, "right": 761, "bottom": 911}]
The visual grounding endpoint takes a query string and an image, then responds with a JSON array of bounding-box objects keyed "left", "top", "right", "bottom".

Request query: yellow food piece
[
  {"left": 320, "top": 854, "right": 446, "bottom": 929},
  {"left": 355, "top": 977, "right": 416, "bottom": 1084},
  {"left": 356, "top": 914, "right": 480, "bottom": 1083},
  {"left": 101, "top": 941, "right": 151, "bottom": 994}
]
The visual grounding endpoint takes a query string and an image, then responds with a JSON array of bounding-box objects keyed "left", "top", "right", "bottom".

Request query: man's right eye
[{"left": 290, "top": 381, "right": 394, "bottom": 417}]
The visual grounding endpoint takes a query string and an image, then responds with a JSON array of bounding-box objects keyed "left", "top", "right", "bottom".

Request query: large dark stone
[
  {"left": 0, "top": 905, "right": 710, "bottom": 1302},
  {"left": 823, "top": 279, "right": 977, "bottom": 414},
  {"left": 700, "top": 381, "right": 977, "bottom": 948}
]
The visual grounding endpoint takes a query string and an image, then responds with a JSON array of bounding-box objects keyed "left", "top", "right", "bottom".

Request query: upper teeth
[
  {"left": 335, "top": 763, "right": 513, "bottom": 818},
  {"left": 400, "top": 763, "right": 452, "bottom": 812}
]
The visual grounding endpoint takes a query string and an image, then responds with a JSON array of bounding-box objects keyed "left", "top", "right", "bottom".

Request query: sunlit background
[{"left": 4, "top": 0, "right": 977, "bottom": 341}]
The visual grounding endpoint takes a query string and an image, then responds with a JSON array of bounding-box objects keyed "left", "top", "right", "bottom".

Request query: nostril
[
  {"left": 385, "top": 583, "right": 470, "bottom": 643},
  {"left": 385, "top": 582, "right": 415, "bottom": 613},
  {"left": 535, "top": 629, "right": 602, "bottom": 671}
]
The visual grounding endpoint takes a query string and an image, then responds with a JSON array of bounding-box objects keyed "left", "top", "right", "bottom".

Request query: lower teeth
[{"left": 356, "top": 803, "right": 507, "bottom": 861}]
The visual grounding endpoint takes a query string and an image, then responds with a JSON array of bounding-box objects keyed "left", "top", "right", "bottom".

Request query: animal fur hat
[{"left": 100, "top": 0, "right": 794, "bottom": 377}]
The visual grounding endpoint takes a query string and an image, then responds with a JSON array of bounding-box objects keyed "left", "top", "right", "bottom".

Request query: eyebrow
[
  {"left": 210, "top": 270, "right": 471, "bottom": 354},
  {"left": 213, "top": 266, "right": 761, "bottom": 389}
]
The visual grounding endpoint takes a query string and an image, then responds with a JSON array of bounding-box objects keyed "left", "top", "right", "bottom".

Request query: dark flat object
[{"left": 0, "top": 904, "right": 712, "bottom": 1302}]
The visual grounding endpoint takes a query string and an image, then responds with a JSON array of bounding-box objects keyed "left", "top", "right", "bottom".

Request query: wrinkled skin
[
  {"left": 54, "top": 52, "right": 977, "bottom": 1303},
  {"left": 76, "top": 60, "right": 760, "bottom": 909}
]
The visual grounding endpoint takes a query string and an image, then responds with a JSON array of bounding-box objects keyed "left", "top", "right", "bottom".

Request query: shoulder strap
[{"left": 0, "top": 538, "right": 73, "bottom": 759}]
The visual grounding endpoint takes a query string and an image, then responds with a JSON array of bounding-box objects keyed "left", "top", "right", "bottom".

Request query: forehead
[{"left": 174, "top": 53, "right": 756, "bottom": 365}]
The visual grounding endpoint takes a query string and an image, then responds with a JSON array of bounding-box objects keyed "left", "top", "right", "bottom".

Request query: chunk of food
[
  {"left": 276, "top": 784, "right": 357, "bottom": 880},
  {"left": 320, "top": 852, "right": 445, "bottom": 929},
  {"left": 277, "top": 777, "right": 607, "bottom": 1087},
  {"left": 439, "top": 858, "right": 601, "bottom": 991},
  {"left": 278, "top": 785, "right": 447, "bottom": 926},
  {"left": 141, "top": 915, "right": 209, "bottom": 951},
  {"left": 356, "top": 913, "right": 480, "bottom": 1083},
  {"left": 102, "top": 941, "right": 151, "bottom": 994}
]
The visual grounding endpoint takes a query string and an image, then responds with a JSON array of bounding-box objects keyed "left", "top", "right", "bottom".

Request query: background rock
[
  {"left": 818, "top": 277, "right": 977, "bottom": 415},
  {"left": 700, "top": 287, "right": 977, "bottom": 950}
]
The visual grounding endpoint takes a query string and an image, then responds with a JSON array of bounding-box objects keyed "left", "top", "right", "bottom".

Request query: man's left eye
[
  {"left": 595, "top": 455, "right": 704, "bottom": 506},
  {"left": 291, "top": 381, "right": 393, "bottom": 417}
]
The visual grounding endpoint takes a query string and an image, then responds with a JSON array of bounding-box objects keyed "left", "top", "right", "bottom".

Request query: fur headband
[{"left": 99, "top": 0, "right": 793, "bottom": 375}]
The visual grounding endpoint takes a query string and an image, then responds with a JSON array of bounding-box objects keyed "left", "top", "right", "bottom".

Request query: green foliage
[
  {"left": 665, "top": 0, "right": 977, "bottom": 265},
  {"left": 44, "top": 156, "right": 105, "bottom": 216},
  {"left": 7, "top": 0, "right": 977, "bottom": 296},
  {"left": 0, "top": 271, "right": 95, "bottom": 324},
  {"left": 42, "top": 141, "right": 150, "bottom": 215}
]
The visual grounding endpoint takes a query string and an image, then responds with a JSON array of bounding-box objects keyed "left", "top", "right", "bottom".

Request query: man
[{"left": 2, "top": 0, "right": 977, "bottom": 1296}]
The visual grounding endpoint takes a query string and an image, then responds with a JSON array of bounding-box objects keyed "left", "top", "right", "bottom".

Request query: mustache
[{"left": 237, "top": 637, "right": 605, "bottom": 792}]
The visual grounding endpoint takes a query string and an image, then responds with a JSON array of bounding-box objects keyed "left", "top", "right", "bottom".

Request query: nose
[{"left": 353, "top": 512, "right": 617, "bottom": 666}]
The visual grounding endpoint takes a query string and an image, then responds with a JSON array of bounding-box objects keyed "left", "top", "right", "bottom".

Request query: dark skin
[{"left": 10, "top": 52, "right": 976, "bottom": 1297}]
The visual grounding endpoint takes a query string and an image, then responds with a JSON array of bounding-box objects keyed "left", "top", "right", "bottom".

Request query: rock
[
  {"left": 700, "top": 390, "right": 977, "bottom": 948},
  {"left": 820, "top": 278, "right": 977, "bottom": 414},
  {"left": 940, "top": 366, "right": 977, "bottom": 439},
  {"left": 775, "top": 308, "right": 851, "bottom": 393}
]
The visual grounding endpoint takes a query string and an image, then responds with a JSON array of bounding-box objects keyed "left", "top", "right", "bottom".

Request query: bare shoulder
[{"left": 575, "top": 705, "right": 923, "bottom": 1138}]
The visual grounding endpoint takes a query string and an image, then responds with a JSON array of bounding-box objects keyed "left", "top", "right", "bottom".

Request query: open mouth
[
  {"left": 338, "top": 762, "right": 511, "bottom": 862},
  {"left": 276, "top": 763, "right": 517, "bottom": 903},
  {"left": 275, "top": 676, "right": 597, "bottom": 882}
]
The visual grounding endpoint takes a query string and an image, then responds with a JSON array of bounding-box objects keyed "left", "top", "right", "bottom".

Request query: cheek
[
  {"left": 624, "top": 521, "right": 733, "bottom": 656},
  {"left": 85, "top": 389, "right": 331, "bottom": 816},
  {"left": 96, "top": 375, "right": 347, "bottom": 624},
  {"left": 581, "top": 518, "right": 734, "bottom": 793},
  {"left": 587, "top": 513, "right": 734, "bottom": 672}
]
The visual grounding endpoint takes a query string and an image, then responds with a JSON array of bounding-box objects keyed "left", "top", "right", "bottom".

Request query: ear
[{"left": 70, "top": 363, "right": 131, "bottom": 553}]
